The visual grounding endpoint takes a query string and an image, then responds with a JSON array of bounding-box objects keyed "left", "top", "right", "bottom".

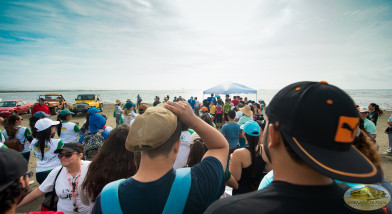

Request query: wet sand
[{"left": 15, "top": 104, "right": 392, "bottom": 213}]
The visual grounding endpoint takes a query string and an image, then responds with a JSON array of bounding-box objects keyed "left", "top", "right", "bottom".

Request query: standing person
[
  {"left": 238, "top": 105, "right": 253, "bottom": 125},
  {"left": 231, "top": 96, "right": 239, "bottom": 107},
  {"left": 162, "top": 97, "right": 169, "bottom": 103},
  {"left": 2, "top": 115, "right": 33, "bottom": 161},
  {"left": 359, "top": 107, "right": 377, "bottom": 139},
  {"left": 234, "top": 103, "right": 244, "bottom": 122},
  {"left": 173, "top": 124, "right": 192, "bottom": 169},
  {"left": 209, "top": 101, "right": 216, "bottom": 121},
  {"left": 206, "top": 81, "right": 382, "bottom": 214},
  {"left": 0, "top": 117, "right": 5, "bottom": 145},
  {"left": 119, "top": 102, "right": 137, "bottom": 126},
  {"left": 221, "top": 110, "right": 243, "bottom": 155},
  {"left": 30, "top": 118, "right": 63, "bottom": 184},
  {"left": 57, "top": 110, "right": 80, "bottom": 144},
  {"left": 215, "top": 103, "right": 223, "bottom": 129},
  {"left": 29, "top": 111, "right": 50, "bottom": 138},
  {"left": 208, "top": 93, "right": 216, "bottom": 106},
  {"left": 79, "top": 125, "right": 138, "bottom": 213},
  {"left": 258, "top": 99, "right": 266, "bottom": 115},
  {"left": 79, "top": 114, "right": 109, "bottom": 160},
  {"left": 113, "top": 100, "right": 123, "bottom": 127},
  {"left": 32, "top": 98, "right": 50, "bottom": 115},
  {"left": 18, "top": 143, "right": 91, "bottom": 214},
  {"left": 223, "top": 99, "right": 232, "bottom": 123},
  {"left": 92, "top": 101, "right": 229, "bottom": 213},
  {"left": 137, "top": 94, "right": 142, "bottom": 107},
  {"left": 153, "top": 96, "right": 161, "bottom": 106},
  {"left": 230, "top": 121, "right": 266, "bottom": 195},
  {"left": 0, "top": 148, "right": 33, "bottom": 214},
  {"left": 194, "top": 97, "right": 200, "bottom": 116},
  {"left": 368, "top": 103, "right": 383, "bottom": 126},
  {"left": 188, "top": 96, "right": 195, "bottom": 111},
  {"left": 384, "top": 117, "right": 392, "bottom": 156}
]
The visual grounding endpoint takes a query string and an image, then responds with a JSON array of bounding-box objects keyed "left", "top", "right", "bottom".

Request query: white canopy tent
[{"left": 203, "top": 82, "right": 258, "bottom": 99}]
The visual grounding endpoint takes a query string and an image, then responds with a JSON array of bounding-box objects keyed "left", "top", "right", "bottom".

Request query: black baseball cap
[
  {"left": 54, "top": 143, "right": 84, "bottom": 154},
  {"left": 0, "top": 148, "right": 28, "bottom": 192},
  {"left": 266, "top": 81, "right": 381, "bottom": 183}
]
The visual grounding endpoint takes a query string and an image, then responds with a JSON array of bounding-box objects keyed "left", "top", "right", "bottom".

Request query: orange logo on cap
[{"left": 334, "top": 116, "right": 359, "bottom": 143}]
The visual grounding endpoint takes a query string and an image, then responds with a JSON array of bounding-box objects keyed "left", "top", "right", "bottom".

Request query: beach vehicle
[
  {"left": 38, "top": 94, "right": 68, "bottom": 115},
  {"left": 0, "top": 100, "right": 33, "bottom": 116},
  {"left": 69, "top": 94, "right": 103, "bottom": 116}
]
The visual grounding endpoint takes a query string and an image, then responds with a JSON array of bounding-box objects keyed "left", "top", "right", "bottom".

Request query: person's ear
[
  {"left": 173, "top": 140, "right": 181, "bottom": 154},
  {"left": 269, "top": 124, "right": 283, "bottom": 148},
  {"left": 78, "top": 152, "right": 83, "bottom": 159},
  {"left": 19, "top": 176, "right": 28, "bottom": 188}
]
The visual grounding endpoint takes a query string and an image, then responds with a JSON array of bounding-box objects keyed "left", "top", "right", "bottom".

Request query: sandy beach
[{"left": 15, "top": 104, "right": 392, "bottom": 213}]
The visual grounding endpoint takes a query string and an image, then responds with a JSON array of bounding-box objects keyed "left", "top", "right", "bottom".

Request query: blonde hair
[{"left": 123, "top": 108, "right": 131, "bottom": 116}]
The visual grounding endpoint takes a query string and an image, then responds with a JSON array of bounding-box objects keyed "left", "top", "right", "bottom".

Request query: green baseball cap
[{"left": 59, "top": 110, "right": 74, "bottom": 116}]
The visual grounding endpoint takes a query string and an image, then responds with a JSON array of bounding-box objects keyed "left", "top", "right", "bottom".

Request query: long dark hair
[
  {"left": 81, "top": 125, "right": 137, "bottom": 202},
  {"left": 80, "top": 113, "right": 90, "bottom": 135},
  {"left": 3, "top": 115, "right": 19, "bottom": 138},
  {"left": 29, "top": 117, "right": 40, "bottom": 138},
  {"left": 56, "top": 114, "right": 68, "bottom": 136},
  {"left": 245, "top": 133, "right": 260, "bottom": 189},
  {"left": 36, "top": 127, "right": 52, "bottom": 159},
  {"left": 187, "top": 138, "right": 208, "bottom": 167},
  {"left": 370, "top": 103, "right": 383, "bottom": 117}
]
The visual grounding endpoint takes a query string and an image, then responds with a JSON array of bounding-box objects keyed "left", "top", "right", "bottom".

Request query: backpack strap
[
  {"left": 162, "top": 167, "right": 192, "bottom": 214},
  {"left": 50, "top": 167, "right": 63, "bottom": 208},
  {"left": 101, "top": 179, "right": 126, "bottom": 214}
]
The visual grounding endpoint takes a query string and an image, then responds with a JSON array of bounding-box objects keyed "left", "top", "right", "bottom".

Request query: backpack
[
  {"left": 101, "top": 167, "right": 191, "bottom": 214},
  {"left": 4, "top": 138, "right": 24, "bottom": 152},
  {"left": 82, "top": 130, "right": 105, "bottom": 160},
  {"left": 4, "top": 128, "right": 24, "bottom": 152}
]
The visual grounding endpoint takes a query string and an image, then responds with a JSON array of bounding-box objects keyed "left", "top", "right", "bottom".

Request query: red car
[{"left": 0, "top": 100, "right": 33, "bottom": 116}]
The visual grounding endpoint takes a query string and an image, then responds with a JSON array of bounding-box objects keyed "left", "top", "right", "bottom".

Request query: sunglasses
[
  {"left": 25, "top": 171, "right": 34, "bottom": 178},
  {"left": 58, "top": 152, "right": 76, "bottom": 159}
]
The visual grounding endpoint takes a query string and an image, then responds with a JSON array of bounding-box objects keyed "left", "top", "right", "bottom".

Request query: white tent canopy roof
[{"left": 203, "top": 82, "right": 257, "bottom": 95}]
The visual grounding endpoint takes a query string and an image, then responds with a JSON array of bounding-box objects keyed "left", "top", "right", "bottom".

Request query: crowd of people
[{"left": 0, "top": 81, "right": 391, "bottom": 214}]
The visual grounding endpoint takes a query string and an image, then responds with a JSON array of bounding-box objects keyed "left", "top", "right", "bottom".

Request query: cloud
[{"left": 0, "top": 0, "right": 391, "bottom": 90}]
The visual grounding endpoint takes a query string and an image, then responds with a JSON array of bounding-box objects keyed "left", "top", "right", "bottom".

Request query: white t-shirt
[
  {"left": 39, "top": 161, "right": 91, "bottom": 214},
  {"left": 235, "top": 111, "right": 243, "bottom": 119},
  {"left": 195, "top": 100, "right": 200, "bottom": 108},
  {"left": 3, "top": 126, "right": 32, "bottom": 153},
  {"left": 30, "top": 138, "right": 63, "bottom": 173},
  {"left": 60, "top": 122, "right": 80, "bottom": 144},
  {"left": 173, "top": 130, "right": 192, "bottom": 169}
]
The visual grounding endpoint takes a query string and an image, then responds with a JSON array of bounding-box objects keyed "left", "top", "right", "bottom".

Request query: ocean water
[{"left": 0, "top": 89, "right": 391, "bottom": 110}]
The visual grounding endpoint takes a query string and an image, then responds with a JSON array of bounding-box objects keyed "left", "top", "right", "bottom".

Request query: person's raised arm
[
  {"left": 17, "top": 187, "right": 45, "bottom": 208},
  {"left": 165, "top": 101, "right": 229, "bottom": 171}
]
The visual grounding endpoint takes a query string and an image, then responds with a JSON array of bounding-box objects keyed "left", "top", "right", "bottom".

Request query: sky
[{"left": 0, "top": 0, "right": 391, "bottom": 90}]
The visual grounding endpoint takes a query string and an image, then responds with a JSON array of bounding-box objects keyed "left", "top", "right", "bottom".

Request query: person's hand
[{"left": 165, "top": 101, "right": 198, "bottom": 127}]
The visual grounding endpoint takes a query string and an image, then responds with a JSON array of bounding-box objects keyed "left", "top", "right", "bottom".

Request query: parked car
[
  {"left": 69, "top": 94, "right": 103, "bottom": 116},
  {"left": 38, "top": 94, "right": 68, "bottom": 115},
  {"left": 0, "top": 100, "right": 33, "bottom": 116}
]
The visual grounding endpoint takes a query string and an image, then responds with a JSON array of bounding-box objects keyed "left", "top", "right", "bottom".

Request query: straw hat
[
  {"left": 240, "top": 105, "right": 253, "bottom": 117},
  {"left": 115, "top": 99, "right": 121, "bottom": 105}
]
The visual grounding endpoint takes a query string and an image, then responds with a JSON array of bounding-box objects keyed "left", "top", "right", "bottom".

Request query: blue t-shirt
[
  {"left": 92, "top": 156, "right": 225, "bottom": 214},
  {"left": 207, "top": 96, "right": 216, "bottom": 104},
  {"left": 188, "top": 99, "right": 196, "bottom": 109},
  {"left": 221, "top": 122, "right": 242, "bottom": 149}
]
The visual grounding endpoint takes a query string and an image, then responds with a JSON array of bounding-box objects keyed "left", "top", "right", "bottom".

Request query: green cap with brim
[{"left": 59, "top": 110, "right": 75, "bottom": 116}]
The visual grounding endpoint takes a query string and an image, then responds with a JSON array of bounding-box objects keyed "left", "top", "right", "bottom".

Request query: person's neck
[
  {"left": 67, "top": 161, "right": 82, "bottom": 177},
  {"left": 273, "top": 160, "right": 333, "bottom": 186},
  {"left": 5, "top": 204, "right": 16, "bottom": 214},
  {"left": 133, "top": 155, "right": 174, "bottom": 182},
  {"left": 228, "top": 119, "right": 236, "bottom": 123}
]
